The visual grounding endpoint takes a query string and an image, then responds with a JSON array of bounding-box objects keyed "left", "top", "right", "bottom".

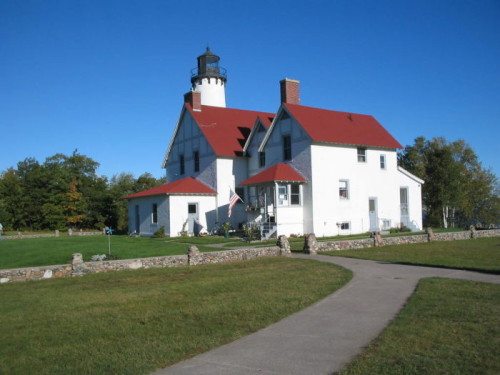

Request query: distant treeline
[
  {"left": 399, "top": 137, "right": 499, "bottom": 228},
  {"left": 0, "top": 150, "right": 165, "bottom": 232},
  {"left": 1, "top": 137, "right": 499, "bottom": 233}
]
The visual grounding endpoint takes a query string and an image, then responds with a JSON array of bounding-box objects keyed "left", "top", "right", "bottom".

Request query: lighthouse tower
[{"left": 190, "top": 47, "right": 227, "bottom": 107}]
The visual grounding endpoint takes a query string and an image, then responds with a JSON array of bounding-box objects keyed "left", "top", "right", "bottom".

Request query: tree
[
  {"left": 0, "top": 151, "right": 166, "bottom": 232},
  {"left": 108, "top": 173, "right": 166, "bottom": 233},
  {"left": 399, "top": 137, "right": 499, "bottom": 228}
]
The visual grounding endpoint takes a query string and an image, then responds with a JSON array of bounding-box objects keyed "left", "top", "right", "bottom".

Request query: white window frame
[
  {"left": 339, "top": 180, "right": 349, "bottom": 200},
  {"left": 278, "top": 184, "right": 288, "bottom": 206},
  {"left": 357, "top": 147, "right": 367, "bottom": 163},
  {"left": 277, "top": 183, "right": 302, "bottom": 206},
  {"left": 339, "top": 222, "right": 350, "bottom": 230},
  {"left": 151, "top": 203, "right": 158, "bottom": 224},
  {"left": 380, "top": 154, "right": 386, "bottom": 170}
]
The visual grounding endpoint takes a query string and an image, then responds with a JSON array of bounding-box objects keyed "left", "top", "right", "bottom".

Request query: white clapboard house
[{"left": 125, "top": 48, "right": 424, "bottom": 238}]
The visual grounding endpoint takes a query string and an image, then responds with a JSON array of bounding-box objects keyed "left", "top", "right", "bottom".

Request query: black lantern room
[{"left": 191, "top": 47, "right": 227, "bottom": 86}]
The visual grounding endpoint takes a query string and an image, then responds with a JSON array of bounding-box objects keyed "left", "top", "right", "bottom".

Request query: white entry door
[
  {"left": 187, "top": 203, "right": 199, "bottom": 235},
  {"left": 369, "top": 198, "right": 378, "bottom": 231}
]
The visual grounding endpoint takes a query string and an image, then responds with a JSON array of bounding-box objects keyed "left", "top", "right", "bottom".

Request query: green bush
[{"left": 154, "top": 227, "right": 166, "bottom": 238}]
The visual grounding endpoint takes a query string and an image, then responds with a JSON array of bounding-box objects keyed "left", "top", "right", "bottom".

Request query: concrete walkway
[{"left": 153, "top": 254, "right": 500, "bottom": 375}]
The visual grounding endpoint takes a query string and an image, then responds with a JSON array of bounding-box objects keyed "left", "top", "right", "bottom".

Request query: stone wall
[
  {"left": 1, "top": 229, "right": 498, "bottom": 284},
  {"left": 0, "top": 246, "right": 283, "bottom": 284},
  {"left": 313, "top": 228, "right": 500, "bottom": 252},
  {"left": 2, "top": 229, "right": 104, "bottom": 240}
]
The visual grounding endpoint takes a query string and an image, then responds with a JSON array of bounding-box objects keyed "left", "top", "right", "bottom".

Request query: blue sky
[{"left": 1, "top": 0, "right": 499, "bottom": 180}]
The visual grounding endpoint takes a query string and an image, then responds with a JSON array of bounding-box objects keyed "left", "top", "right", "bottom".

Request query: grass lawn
[
  {"left": 0, "top": 235, "right": 238, "bottom": 270},
  {"left": 340, "top": 278, "right": 500, "bottom": 374},
  {"left": 323, "top": 237, "right": 500, "bottom": 273},
  {"left": 0, "top": 257, "right": 352, "bottom": 375}
]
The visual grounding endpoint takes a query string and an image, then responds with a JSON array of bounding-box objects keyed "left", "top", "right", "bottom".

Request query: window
[
  {"left": 278, "top": 184, "right": 288, "bottom": 205},
  {"left": 357, "top": 147, "right": 366, "bottom": 162},
  {"left": 400, "top": 187, "right": 409, "bottom": 216},
  {"left": 193, "top": 151, "right": 200, "bottom": 172},
  {"left": 188, "top": 203, "right": 197, "bottom": 214},
  {"left": 259, "top": 151, "right": 266, "bottom": 167},
  {"left": 380, "top": 154, "right": 386, "bottom": 169},
  {"left": 179, "top": 154, "right": 185, "bottom": 175},
  {"left": 339, "top": 180, "right": 349, "bottom": 199},
  {"left": 277, "top": 183, "right": 301, "bottom": 206},
  {"left": 290, "top": 184, "right": 300, "bottom": 205},
  {"left": 283, "top": 135, "right": 292, "bottom": 161},
  {"left": 152, "top": 203, "right": 158, "bottom": 224},
  {"left": 235, "top": 187, "right": 245, "bottom": 204},
  {"left": 340, "top": 222, "right": 350, "bottom": 230}
]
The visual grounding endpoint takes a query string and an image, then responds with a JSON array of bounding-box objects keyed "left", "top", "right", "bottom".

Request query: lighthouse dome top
[
  {"left": 191, "top": 47, "right": 227, "bottom": 84},
  {"left": 198, "top": 46, "right": 218, "bottom": 63}
]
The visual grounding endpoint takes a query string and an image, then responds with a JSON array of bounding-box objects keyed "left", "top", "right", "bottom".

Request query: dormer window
[
  {"left": 193, "top": 150, "right": 200, "bottom": 172},
  {"left": 179, "top": 154, "right": 185, "bottom": 175},
  {"left": 357, "top": 148, "right": 366, "bottom": 162},
  {"left": 259, "top": 151, "right": 266, "bottom": 167},
  {"left": 283, "top": 135, "right": 292, "bottom": 161}
]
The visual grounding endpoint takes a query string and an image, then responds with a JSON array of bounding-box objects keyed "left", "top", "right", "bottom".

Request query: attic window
[
  {"left": 357, "top": 148, "right": 366, "bottom": 163},
  {"left": 193, "top": 150, "right": 200, "bottom": 172},
  {"left": 179, "top": 154, "right": 185, "bottom": 175},
  {"left": 259, "top": 151, "right": 266, "bottom": 167},
  {"left": 283, "top": 135, "right": 292, "bottom": 161}
]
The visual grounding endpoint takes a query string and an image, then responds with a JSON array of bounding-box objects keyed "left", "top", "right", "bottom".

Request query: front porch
[{"left": 240, "top": 163, "right": 307, "bottom": 240}]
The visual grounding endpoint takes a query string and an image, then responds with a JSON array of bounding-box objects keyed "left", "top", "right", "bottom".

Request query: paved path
[{"left": 153, "top": 254, "right": 500, "bottom": 375}]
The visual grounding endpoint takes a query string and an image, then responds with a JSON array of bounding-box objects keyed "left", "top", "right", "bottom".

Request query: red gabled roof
[
  {"left": 186, "top": 104, "right": 275, "bottom": 157},
  {"left": 124, "top": 177, "right": 216, "bottom": 199},
  {"left": 240, "top": 163, "right": 307, "bottom": 185},
  {"left": 257, "top": 115, "right": 273, "bottom": 128},
  {"left": 284, "top": 103, "right": 402, "bottom": 149}
]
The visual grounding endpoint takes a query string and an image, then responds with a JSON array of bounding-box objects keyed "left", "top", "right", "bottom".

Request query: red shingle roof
[
  {"left": 240, "top": 163, "right": 307, "bottom": 185},
  {"left": 284, "top": 103, "right": 402, "bottom": 149},
  {"left": 124, "top": 177, "right": 216, "bottom": 199},
  {"left": 186, "top": 104, "right": 275, "bottom": 157}
]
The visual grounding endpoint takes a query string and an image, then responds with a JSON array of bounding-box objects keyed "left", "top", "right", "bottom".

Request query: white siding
[
  {"left": 215, "top": 158, "right": 247, "bottom": 228},
  {"left": 165, "top": 110, "right": 217, "bottom": 188},
  {"left": 127, "top": 196, "right": 169, "bottom": 236},
  {"left": 169, "top": 195, "right": 218, "bottom": 235},
  {"left": 310, "top": 144, "right": 404, "bottom": 236},
  {"left": 397, "top": 168, "right": 424, "bottom": 231},
  {"left": 128, "top": 194, "right": 217, "bottom": 237}
]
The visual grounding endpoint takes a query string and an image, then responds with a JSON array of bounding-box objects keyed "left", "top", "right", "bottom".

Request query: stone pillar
[
  {"left": 470, "top": 225, "right": 478, "bottom": 239},
  {"left": 372, "top": 232, "right": 384, "bottom": 247},
  {"left": 71, "top": 253, "right": 85, "bottom": 276},
  {"left": 187, "top": 245, "right": 202, "bottom": 265},
  {"left": 426, "top": 227, "right": 435, "bottom": 242},
  {"left": 277, "top": 235, "right": 291, "bottom": 256},
  {"left": 55, "top": 230, "right": 60, "bottom": 237},
  {"left": 68, "top": 228, "right": 73, "bottom": 236},
  {"left": 72, "top": 253, "right": 83, "bottom": 266},
  {"left": 303, "top": 233, "right": 318, "bottom": 254}
]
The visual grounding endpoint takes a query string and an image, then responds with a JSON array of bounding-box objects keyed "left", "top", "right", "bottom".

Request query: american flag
[{"left": 228, "top": 189, "right": 242, "bottom": 217}]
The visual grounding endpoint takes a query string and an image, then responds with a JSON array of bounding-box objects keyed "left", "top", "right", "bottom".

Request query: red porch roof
[
  {"left": 186, "top": 104, "right": 275, "bottom": 157},
  {"left": 124, "top": 177, "right": 216, "bottom": 199},
  {"left": 240, "top": 163, "right": 307, "bottom": 185},
  {"left": 284, "top": 103, "right": 402, "bottom": 149}
]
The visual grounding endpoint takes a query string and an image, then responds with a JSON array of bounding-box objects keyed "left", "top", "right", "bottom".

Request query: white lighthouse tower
[{"left": 191, "top": 47, "right": 227, "bottom": 107}]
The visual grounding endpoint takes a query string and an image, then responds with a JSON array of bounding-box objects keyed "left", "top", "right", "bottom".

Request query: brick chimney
[
  {"left": 280, "top": 78, "right": 300, "bottom": 105},
  {"left": 184, "top": 90, "right": 202, "bottom": 111}
]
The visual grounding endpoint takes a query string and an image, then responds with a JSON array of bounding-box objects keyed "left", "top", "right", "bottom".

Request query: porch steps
[{"left": 261, "top": 222, "right": 277, "bottom": 240}]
